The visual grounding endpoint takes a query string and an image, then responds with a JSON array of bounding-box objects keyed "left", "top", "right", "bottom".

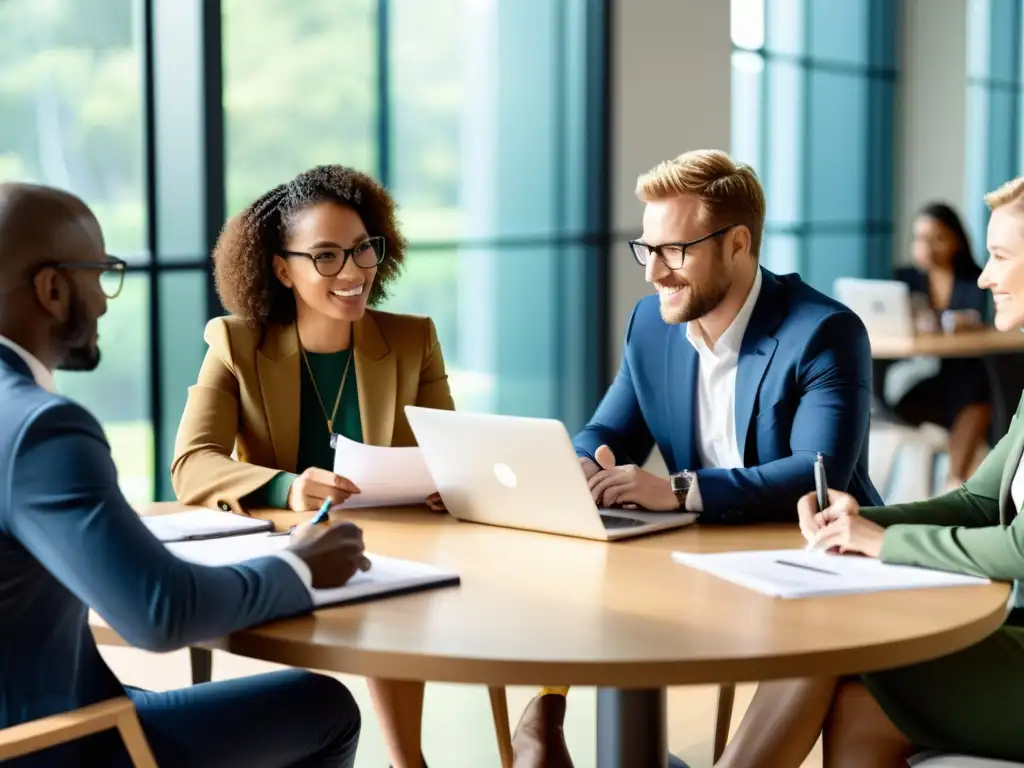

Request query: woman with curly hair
[{"left": 171, "top": 165, "right": 459, "bottom": 768}]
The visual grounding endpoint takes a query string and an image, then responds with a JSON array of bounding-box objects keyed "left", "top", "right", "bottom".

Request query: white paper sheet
[
  {"left": 332, "top": 433, "right": 436, "bottom": 508},
  {"left": 671, "top": 548, "right": 990, "bottom": 599},
  {"left": 142, "top": 509, "right": 272, "bottom": 542},
  {"left": 167, "top": 533, "right": 459, "bottom": 607}
]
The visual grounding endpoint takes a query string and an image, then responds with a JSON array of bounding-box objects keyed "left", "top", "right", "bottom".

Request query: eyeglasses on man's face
[
  {"left": 628, "top": 225, "right": 737, "bottom": 270},
  {"left": 281, "top": 235, "right": 386, "bottom": 277},
  {"left": 42, "top": 256, "right": 128, "bottom": 299}
]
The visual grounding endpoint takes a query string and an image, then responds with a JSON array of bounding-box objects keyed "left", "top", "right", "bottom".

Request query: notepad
[
  {"left": 671, "top": 548, "right": 990, "bottom": 598},
  {"left": 167, "top": 532, "right": 460, "bottom": 607},
  {"left": 142, "top": 509, "right": 273, "bottom": 543}
]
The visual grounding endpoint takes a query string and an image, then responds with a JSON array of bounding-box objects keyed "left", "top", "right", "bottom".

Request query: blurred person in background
[{"left": 887, "top": 202, "right": 992, "bottom": 490}]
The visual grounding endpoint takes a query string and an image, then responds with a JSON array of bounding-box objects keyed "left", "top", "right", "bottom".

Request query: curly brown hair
[{"left": 213, "top": 165, "right": 406, "bottom": 328}]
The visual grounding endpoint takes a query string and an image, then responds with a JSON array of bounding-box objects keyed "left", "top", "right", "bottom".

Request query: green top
[
  {"left": 249, "top": 348, "right": 363, "bottom": 509},
  {"left": 863, "top": 393, "right": 1024, "bottom": 582}
]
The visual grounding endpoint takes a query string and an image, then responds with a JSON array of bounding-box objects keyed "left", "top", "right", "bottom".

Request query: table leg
[
  {"left": 596, "top": 687, "right": 667, "bottom": 768},
  {"left": 189, "top": 647, "right": 212, "bottom": 685}
]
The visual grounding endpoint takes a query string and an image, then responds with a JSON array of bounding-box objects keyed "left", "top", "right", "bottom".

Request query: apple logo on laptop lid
[{"left": 493, "top": 462, "right": 517, "bottom": 488}]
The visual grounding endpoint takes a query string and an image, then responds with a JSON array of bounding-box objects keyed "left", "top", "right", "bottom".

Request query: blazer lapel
[
  {"left": 257, "top": 324, "right": 301, "bottom": 472},
  {"left": 734, "top": 268, "right": 784, "bottom": 458},
  {"left": 666, "top": 326, "right": 699, "bottom": 471},
  {"left": 735, "top": 336, "right": 778, "bottom": 458},
  {"left": 354, "top": 311, "right": 397, "bottom": 446}
]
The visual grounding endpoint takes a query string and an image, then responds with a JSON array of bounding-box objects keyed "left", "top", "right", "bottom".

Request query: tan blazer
[{"left": 171, "top": 310, "right": 455, "bottom": 514}]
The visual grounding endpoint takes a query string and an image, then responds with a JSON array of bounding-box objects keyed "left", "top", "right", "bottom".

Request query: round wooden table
[{"left": 129, "top": 504, "right": 1011, "bottom": 768}]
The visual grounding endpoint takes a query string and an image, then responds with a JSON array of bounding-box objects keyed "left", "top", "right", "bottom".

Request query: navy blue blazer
[
  {"left": 0, "top": 345, "right": 313, "bottom": 763},
  {"left": 574, "top": 268, "right": 883, "bottom": 523}
]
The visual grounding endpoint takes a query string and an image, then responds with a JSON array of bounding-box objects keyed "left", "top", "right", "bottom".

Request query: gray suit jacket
[{"left": 0, "top": 345, "right": 313, "bottom": 764}]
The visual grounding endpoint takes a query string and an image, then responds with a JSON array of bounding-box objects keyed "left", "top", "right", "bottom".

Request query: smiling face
[
  {"left": 979, "top": 204, "right": 1024, "bottom": 331},
  {"left": 641, "top": 194, "right": 737, "bottom": 325},
  {"left": 272, "top": 202, "right": 378, "bottom": 323}
]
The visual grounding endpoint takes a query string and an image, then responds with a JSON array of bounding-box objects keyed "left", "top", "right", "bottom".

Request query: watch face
[{"left": 670, "top": 472, "right": 690, "bottom": 492}]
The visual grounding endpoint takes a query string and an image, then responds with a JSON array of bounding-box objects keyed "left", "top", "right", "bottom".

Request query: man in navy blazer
[
  {"left": 513, "top": 150, "right": 882, "bottom": 767},
  {"left": 578, "top": 151, "right": 882, "bottom": 521},
  {"left": 0, "top": 182, "right": 365, "bottom": 767}
]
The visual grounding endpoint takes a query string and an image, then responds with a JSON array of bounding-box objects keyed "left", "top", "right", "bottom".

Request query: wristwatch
[{"left": 669, "top": 470, "right": 693, "bottom": 509}]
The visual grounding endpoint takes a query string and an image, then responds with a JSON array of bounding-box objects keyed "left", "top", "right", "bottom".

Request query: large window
[
  {"left": 224, "top": 0, "right": 609, "bottom": 430},
  {"left": 965, "top": 0, "right": 1024, "bottom": 255},
  {"left": 730, "top": 0, "right": 898, "bottom": 293},
  {"left": 2, "top": 0, "right": 610, "bottom": 502},
  {"left": 0, "top": 0, "right": 153, "bottom": 503}
]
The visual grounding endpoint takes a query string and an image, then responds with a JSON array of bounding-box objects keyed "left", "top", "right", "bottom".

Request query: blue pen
[{"left": 310, "top": 497, "right": 333, "bottom": 526}]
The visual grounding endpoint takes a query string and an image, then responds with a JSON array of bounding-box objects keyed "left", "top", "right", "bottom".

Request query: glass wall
[
  {"left": 223, "top": 0, "right": 609, "bottom": 429},
  {"left": 730, "top": 0, "right": 898, "bottom": 293},
  {"left": 965, "top": 0, "right": 1024, "bottom": 256},
  {"left": 2, "top": 0, "right": 609, "bottom": 501},
  {"left": 0, "top": 0, "right": 154, "bottom": 502}
]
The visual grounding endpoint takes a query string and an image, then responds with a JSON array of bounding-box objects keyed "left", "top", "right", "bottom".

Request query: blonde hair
[
  {"left": 636, "top": 149, "right": 766, "bottom": 256},
  {"left": 985, "top": 176, "right": 1024, "bottom": 211}
]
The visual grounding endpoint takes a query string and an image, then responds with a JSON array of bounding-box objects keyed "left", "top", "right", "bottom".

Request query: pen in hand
[
  {"left": 269, "top": 497, "right": 333, "bottom": 536},
  {"left": 814, "top": 452, "right": 828, "bottom": 514},
  {"left": 310, "top": 497, "right": 333, "bottom": 526},
  {"left": 805, "top": 453, "right": 829, "bottom": 551}
]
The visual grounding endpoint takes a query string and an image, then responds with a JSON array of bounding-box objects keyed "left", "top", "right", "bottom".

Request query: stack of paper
[
  {"left": 142, "top": 509, "right": 273, "bottom": 542},
  {"left": 333, "top": 433, "right": 436, "bottom": 508},
  {"left": 167, "top": 532, "right": 459, "bottom": 607},
  {"left": 671, "top": 548, "right": 990, "bottom": 598}
]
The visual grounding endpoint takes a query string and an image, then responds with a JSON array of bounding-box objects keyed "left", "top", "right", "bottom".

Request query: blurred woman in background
[{"left": 889, "top": 202, "right": 992, "bottom": 489}]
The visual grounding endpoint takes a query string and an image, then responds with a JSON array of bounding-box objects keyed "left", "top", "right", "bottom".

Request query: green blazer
[{"left": 864, "top": 396, "right": 1024, "bottom": 580}]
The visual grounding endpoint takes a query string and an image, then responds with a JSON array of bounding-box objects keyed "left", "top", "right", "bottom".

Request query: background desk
[
  {"left": 870, "top": 329, "right": 1024, "bottom": 439},
  {"left": 94, "top": 504, "right": 1010, "bottom": 768}
]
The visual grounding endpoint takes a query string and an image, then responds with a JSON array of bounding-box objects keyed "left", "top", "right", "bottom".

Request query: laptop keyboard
[{"left": 600, "top": 513, "right": 647, "bottom": 529}]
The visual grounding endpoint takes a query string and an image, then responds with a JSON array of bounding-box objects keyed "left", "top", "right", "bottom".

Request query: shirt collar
[
  {"left": 686, "top": 267, "right": 763, "bottom": 355},
  {"left": 0, "top": 336, "right": 56, "bottom": 392}
]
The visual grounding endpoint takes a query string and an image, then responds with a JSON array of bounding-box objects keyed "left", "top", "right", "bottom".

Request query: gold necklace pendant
[{"left": 297, "top": 324, "right": 354, "bottom": 436}]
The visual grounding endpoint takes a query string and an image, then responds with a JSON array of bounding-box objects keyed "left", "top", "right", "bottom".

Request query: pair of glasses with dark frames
[
  {"left": 628, "top": 224, "right": 738, "bottom": 270},
  {"left": 38, "top": 257, "right": 128, "bottom": 299},
  {"left": 281, "top": 236, "right": 386, "bottom": 277}
]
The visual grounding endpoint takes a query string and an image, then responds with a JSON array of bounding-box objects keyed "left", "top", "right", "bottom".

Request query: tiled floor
[{"left": 100, "top": 646, "right": 823, "bottom": 767}]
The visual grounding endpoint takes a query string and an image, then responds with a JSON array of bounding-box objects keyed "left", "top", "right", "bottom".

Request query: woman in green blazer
[{"left": 713, "top": 179, "right": 1024, "bottom": 767}]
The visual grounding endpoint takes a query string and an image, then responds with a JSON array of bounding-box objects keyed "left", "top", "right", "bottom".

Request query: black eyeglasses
[
  {"left": 281, "top": 236, "right": 386, "bottom": 277},
  {"left": 41, "top": 256, "right": 128, "bottom": 298},
  {"left": 629, "top": 225, "right": 737, "bottom": 270}
]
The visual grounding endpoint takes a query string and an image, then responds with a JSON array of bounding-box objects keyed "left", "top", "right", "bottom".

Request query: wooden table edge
[{"left": 94, "top": 582, "right": 1010, "bottom": 688}]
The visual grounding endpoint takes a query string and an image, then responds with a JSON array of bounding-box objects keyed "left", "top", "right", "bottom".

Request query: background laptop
[
  {"left": 833, "top": 277, "right": 914, "bottom": 337},
  {"left": 404, "top": 406, "right": 697, "bottom": 541}
]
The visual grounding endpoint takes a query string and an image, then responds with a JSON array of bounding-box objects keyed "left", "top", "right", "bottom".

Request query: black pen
[{"left": 814, "top": 452, "right": 829, "bottom": 513}]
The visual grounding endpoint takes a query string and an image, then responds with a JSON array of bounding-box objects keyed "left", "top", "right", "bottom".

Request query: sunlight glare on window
[{"left": 731, "top": 0, "right": 765, "bottom": 50}]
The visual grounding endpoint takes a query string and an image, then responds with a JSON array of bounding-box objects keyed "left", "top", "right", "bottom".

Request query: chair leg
[
  {"left": 116, "top": 710, "right": 159, "bottom": 768},
  {"left": 713, "top": 683, "right": 735, "bottom": 763},
  {"left": 488, "top": 686, "right": 513, "bottom": 768},
  {"left": 189, "top": 647, "right": 212, "bottom": 685}
]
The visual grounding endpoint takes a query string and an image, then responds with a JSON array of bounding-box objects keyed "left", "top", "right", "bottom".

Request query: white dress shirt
[
  {"left": 0, "top": 334, "right": 317, "bottom": 597},
  {"left": 682, "top": 269, "right": 763, "bottom": 512},
  {"left": 0, "top": 335, "right": 56, "bottom": 392}
]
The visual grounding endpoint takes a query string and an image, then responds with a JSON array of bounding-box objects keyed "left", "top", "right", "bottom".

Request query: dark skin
[{"left": 0, "top": 182, "right": 369, "bottom": 588}]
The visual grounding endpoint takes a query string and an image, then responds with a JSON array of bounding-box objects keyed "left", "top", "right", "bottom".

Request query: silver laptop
[
  {"left": 833, "top": 277, "right": 914, "bottom": 337},
  {"left": 404, "top": 406, "right": 697, "bottom": 541}
]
